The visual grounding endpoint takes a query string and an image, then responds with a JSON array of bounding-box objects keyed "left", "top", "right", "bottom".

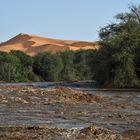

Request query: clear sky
[{"left": 0, "top": 0, "right": 139, "bottom": 42}]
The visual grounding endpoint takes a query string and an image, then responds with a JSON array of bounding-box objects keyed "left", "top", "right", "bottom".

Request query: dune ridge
[{"left": 0, "top": 33, "right": 99, "bottom": 56}]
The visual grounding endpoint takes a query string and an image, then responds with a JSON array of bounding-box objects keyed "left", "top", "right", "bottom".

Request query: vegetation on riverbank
[
  {"left": 0, "top": 50, "right": 94, "bottom": 82},
  {"left": 0, "top": 5, "right": 140, "bottom": 88},
  {"left": 96, "top": 5, "right": 140, "bottom": 87}
]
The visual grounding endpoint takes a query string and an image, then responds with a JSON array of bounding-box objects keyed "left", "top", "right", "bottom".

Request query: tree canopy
[{"left": 96, "top": 5, "right": 140, "bottom": 87}]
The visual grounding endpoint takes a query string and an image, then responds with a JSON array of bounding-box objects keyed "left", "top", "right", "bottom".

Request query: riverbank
[{"left": 0, "top": 81, "right": 140, "bottom": 92}]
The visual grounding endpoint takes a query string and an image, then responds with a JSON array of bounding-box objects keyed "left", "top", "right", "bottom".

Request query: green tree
[
  {"left": 0, "top": 53, "right": 21, "bottom": 81},
  {"left": 97, "top": 5, "right": 140, "bottom": 87},
  {"left": 10, "top": 50, "right": 39, "bottom": 81},
  {"left": 33, "top": 52, "right": 63, "bottom": 81},
  {"left": 74, "top": 50, "right": 91, "bottom": 80},
  {"left": 59, "top": 51, "right": 76, "bottom": 81}
]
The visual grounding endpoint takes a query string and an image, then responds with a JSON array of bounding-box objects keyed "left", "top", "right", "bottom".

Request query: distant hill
[{"left": 0, "top": 33, "right": 99, "bottom": 56}]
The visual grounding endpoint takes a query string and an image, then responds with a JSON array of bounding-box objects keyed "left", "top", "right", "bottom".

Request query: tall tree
[{"left": 97, "top": 5, "right": 140, "bottom": 87}]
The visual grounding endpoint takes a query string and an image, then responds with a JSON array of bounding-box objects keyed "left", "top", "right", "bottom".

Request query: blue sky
[{"left": 0, "top": 0, "right": 139, "bottom": 42}]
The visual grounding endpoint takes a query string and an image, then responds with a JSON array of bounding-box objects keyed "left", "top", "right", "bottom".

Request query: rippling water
[{"left": 0, "top": 82, "right": 139, "bottom": 134}]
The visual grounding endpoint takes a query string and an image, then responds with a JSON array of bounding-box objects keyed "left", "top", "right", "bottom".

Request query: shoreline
[{"left": 0, "top": 81, "right": 140, "bottom": 92}]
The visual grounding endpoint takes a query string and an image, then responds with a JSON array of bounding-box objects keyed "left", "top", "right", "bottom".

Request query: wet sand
[{"left": 0, "top": 85, "right": 139, "bottom": 139}]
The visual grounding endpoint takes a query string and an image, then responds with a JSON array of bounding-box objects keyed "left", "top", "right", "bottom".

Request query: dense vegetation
[
  {"left": 0, "top": 5, "right": 140, "bottom": 88},
  {"left": 96, "top": 5, "right": 140, "bottom": 87},
  {"left": 0, "top": 50, "right": 94, "bottom": 82}
]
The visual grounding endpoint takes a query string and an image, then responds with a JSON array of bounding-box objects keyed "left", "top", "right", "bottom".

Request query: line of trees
[
  {"left": 0, "top": 50, "right": 95, "bottom": 83},
  {"left": 0, "top": 5, "right": 140, "bottom": 88}
]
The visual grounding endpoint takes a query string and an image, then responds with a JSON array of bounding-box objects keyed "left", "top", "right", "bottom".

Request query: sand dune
[{"left": 0, "top": 33, "right": 99, "bottom": 56}]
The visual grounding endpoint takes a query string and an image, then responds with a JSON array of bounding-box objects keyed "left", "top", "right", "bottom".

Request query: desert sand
[{"left": 0, "top": 33, "right": 99, "bottom": 56}]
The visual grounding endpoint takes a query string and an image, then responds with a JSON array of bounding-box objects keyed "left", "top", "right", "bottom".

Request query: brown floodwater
[{"left": 0, "top": 83, "right": 139, "bottom": 139}]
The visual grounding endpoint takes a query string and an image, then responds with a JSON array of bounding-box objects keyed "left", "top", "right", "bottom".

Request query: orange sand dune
[{"left": 0, "top": 33, "right": 100, "bottom": 56}]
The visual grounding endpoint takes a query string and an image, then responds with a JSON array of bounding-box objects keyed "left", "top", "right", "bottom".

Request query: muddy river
[{"left": 0, "top": 82, "right": 139, "bottom": 139}]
